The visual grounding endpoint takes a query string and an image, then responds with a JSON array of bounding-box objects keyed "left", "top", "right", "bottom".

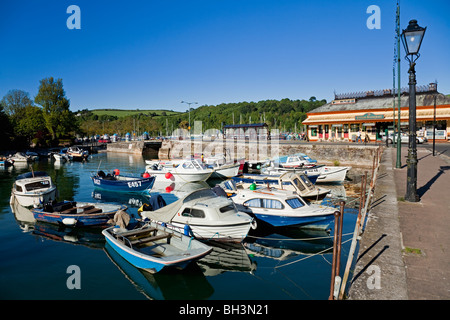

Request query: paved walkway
[{"left": 348, "top": 144, "right": 450, "bottom": 300}]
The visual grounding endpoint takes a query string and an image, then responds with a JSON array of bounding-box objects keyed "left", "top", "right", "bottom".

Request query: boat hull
[
  {"left": 91, "top": 176, "right": 155, "bottom": 192},
  {"left": 210, "top": 164, "right": 240, "bottom": 179},
  {"left": 252, "top": 212, "right": 334, "bottom": 229},
  {"left": 162, "top": 220, "right": 253, "bottom": 243},
  {"left": 306, "top": 166, "right": 350, "bottom": 183},
  {"left": 151, "top": 171, "right": 213, "bottom": 183},
  {"left": 12, "top": 187, "right": 57, "bottom": 208},
  {"left": 102, "top": 223, "right": 212, "bottom": 273},
  {"left": 32, "top": 202, "right": 127, "bottom": 227}
]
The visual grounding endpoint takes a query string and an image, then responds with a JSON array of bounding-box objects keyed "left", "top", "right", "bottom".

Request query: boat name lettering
[{"left": 128, "top": 181, "right": 142, "bottom": 188}]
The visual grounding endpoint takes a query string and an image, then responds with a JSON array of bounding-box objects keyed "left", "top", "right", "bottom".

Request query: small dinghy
[
  {"left": 31, "top": 200, "right": 127, "bottom": 227},
  {"left": 91, "top": 169, "right": 155, "bottom": 193},
  {"left": 102, "top": 221, "right": 213, "bottom": 273}
]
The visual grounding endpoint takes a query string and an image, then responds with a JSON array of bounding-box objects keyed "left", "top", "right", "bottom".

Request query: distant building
[
  {"left": 302, "top": 83, "right": 450, "bottom": 142},
  {"left": 223, "top": 123, "right": 269, "bottom": 140}
]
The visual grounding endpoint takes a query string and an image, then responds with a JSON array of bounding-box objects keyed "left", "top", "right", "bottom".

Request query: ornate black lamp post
[{"left": 401, "top": 19, "right": 426, "bottom": 202}]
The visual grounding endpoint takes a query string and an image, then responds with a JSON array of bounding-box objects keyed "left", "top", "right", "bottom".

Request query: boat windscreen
[
  {"left": 25, "top": 180, "right": 51, "bottom": 191},
  {"left": 183, "top": 189, "right": 216, "bottom": 203}
]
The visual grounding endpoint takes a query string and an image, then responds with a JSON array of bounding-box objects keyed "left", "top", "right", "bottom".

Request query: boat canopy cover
[
  {"left": 16, "top": 171, "right": 49, "bottom": 180},
  {"left": 140, "top": 188, "right": 216, "bottom": 223}
]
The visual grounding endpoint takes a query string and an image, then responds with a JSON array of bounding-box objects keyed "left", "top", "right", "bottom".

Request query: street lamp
[
  {"left": 181, "top": 101, "right": 198, "bottom": 136},
  {"left": 401, "top": 19, "right": 426, "bottom": 202}
]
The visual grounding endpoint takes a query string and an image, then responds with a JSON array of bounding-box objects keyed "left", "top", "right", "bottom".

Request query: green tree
[
  {"left": 34, "top": 77, "right": 77, "bottom": 140},
  {"left": 15, "top": 105, "right": 46, "bottom": 144},
  {"left": 0, "top": 102, "right": 13, "bottom": 150},
  {"left": 0, "top": 89, "right": 33, "bottom": 117}
]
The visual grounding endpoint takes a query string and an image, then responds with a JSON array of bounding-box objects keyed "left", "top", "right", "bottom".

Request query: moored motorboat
[
  {"left": 229, "top": 187, "right": 336, "bottom": 230},
  {"left": 31, "top": 200, "right": 127, "bottom": 227},
  {"left": 263, "top": 163, "right": 351, "bottom": 184},
  {"left": 139, "top": 189, "right": 254, "bottom": 243},
  {"left": 11, "top": 171, "right": 57, "bottom": 207},
  {"left": 102, "top": 220, "right": 213, "bottom": 273},
  {"left": 91, "top": 170, "right": 155, "bottom": 193},
  {"left": 303, "top": 165, "right": 351, "bottom": 184},
  {"left": 8, "top": 152, "right": 32, "bottom": 163},
  {"left": 67, "top": 146, "right": 89, "bottom": 161},
  {"left": 226, "top": 172, "right": 329, "bottom": 201},
  {"left": 145, "top": 159, "right": 213, "bottom": 183},
  {"left": 203, "top": 155, "right": 243, "bottom": 179}
]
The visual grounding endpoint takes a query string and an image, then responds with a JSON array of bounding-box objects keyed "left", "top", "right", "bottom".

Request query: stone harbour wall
[{"left": 158, "top": 140, "right": 379, "bottom": 168}]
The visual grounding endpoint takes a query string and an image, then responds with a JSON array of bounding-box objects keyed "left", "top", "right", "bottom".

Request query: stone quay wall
[
  {"left": 106, "top": 141, "right": 145, "bottom": 155},
  {"left": 158, "top": 139, "right": 379, "bottom": 168}
]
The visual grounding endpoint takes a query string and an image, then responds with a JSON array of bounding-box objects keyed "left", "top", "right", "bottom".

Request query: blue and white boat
[
  {"left": 32, "top": 200, "right": 127, "bottom": 227},
  {"left": 263, "top": 163, "right": 351, "bottom": 184},
  {"left": 11, "top": 171, "right": 58, "bottom": 208},
  {"left": 91, "top": 170, "right": 155, "bottom": 193},
  {"left": 230, "top": 187, "right": 335, "bottom": 229},
  {"left": 228, "top": 172, "right": 329, "bottom": 201},
  {"left": 102, "top": 221, "right": 213, "bottom": 273}
]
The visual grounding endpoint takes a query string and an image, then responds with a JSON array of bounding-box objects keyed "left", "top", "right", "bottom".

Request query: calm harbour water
[{"left": 0, "top": 152, "right": 360, "bottom": 300}]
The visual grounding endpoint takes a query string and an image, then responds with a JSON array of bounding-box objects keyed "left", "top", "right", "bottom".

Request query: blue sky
[{"left": 1, "top": 0, "right": 449, "bottom": 112}]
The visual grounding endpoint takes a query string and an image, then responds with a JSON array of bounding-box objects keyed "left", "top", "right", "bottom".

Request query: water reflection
[
  {"left": 32, "top": 222, "right": 105, "bottom": 249},
  {"left": 11, "top": 198, "right": 105, "bottom": 249},
  {"left": 197, "top": 242, "right": 256, "bottom": 276},
  {"left": 244, "top": 228, "right": 333, "bottom": 261},
  {"left": 1, "top": 152, "right": 363, "bottom": 300}
]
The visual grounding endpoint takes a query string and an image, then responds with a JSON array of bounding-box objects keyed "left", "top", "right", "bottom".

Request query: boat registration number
[
  {"left": 93, "top": 179, "right": 101, "bottom": 185},
  {"left": 128, "top": 181, "right": 142, "bottom": 188}
]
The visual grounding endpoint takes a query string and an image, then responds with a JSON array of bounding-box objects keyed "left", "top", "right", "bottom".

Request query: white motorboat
[
  {"left": 263, "top": 163, "right": 351, "bottom": 184},
  {"left": 229, "top": 187, "right": 336, "bottom": 230},
  {"left": 139, "top": 188, "right": 255, "bottom": 243},
  {"left": 145, "top": 159, "right": 214, "bottom": 183},
  {"left": 8, "top": 152, "right": 32, "bottom": 163},
  {"left": 224, "top": 172, "right": 330, "bottom": 201},
  {"left": 67, "top": 146, "right": 89, "bottom": 161},
  {"left": 11, "top": 171, "right": 58, "bottom": 207},
  {"left": 203, "top": 155, "right": 242, "bottom": 179},
  {"left": 273, "top": 155, "right": 312, "bottom": 169},
  {"left": 303, "top": 165, "right": 351, "bottom": 183}
]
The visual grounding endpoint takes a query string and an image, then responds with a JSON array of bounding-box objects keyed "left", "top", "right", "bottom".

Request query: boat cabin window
[
  {"left": 182, "top": 162, "right": 194, "bottom": 169},
  {"left": 244, "top": 198, "right": 284, "bottom": 209},
  {"left": 262, "top": 198, "right": 284, "bottom": 209},
  {"left": 292, "top": 178, "right": 306, "bottom": 191},
  {"left": 181, "top": 208, "right": 205, "bottom": 218},
  {"left": 299, "top": 175, "right": 313, "bottom": 188},
  {"left": 244, "top": 198, "right": 263, "bottom": 208},
  {"left": 287, "top": 157, "right": 297, "bottom": 163},
  {"left": 286, "top": 197, "right": 305, "bottom": 209},
  {"left": 25, "top": 180, "right": 50, "bottom": 191},
  {"left": 15, "top": 184, "right": 23, "bottom": 192},
  {"left": 219, "top": 205, "right": 236, "bottom": 214},
  {"left": 192, "top": 161, "right": 201, "bottom": 169}
]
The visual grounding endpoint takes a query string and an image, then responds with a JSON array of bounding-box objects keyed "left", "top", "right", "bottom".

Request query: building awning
[{"left": 303, "top": 106, "right": 450, "bottom": 125}]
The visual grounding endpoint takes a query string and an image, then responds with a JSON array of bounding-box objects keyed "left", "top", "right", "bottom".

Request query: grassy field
[{"left": 91, "top": 109, "right": 181, "bottom": 117}]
